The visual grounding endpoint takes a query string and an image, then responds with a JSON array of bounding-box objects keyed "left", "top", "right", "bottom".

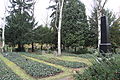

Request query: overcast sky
[{"left": 0, "top": 0, "right": 120, "bottom": 27}]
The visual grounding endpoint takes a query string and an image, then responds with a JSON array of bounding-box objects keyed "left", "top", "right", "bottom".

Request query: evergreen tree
[
  {"left": 49, "top": 0, "right": 88, "bottom": 52},
  {"left": 34, "top": 25, "right": 54, "bottom": 50},
  {"left": 5, "top": 0, "right": 35, "bottom": 51},
  {"left": 110, "top": 17, "right": 120, "bottom": 52}
]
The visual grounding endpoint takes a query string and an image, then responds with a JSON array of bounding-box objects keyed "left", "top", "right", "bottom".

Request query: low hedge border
[
  {"left": 23, "top": 53, "right": 87, "bottom": 68},
  {"left": 2, "top": 53, "right": 62, "bottom": 78},
  {"left": 0, "top": 59, "right": 21, "bottom": 80}
]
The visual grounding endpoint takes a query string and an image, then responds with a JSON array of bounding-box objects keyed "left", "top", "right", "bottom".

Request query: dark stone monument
[{"left": 99, "top": 16, "right": 111, "bottom": 55}]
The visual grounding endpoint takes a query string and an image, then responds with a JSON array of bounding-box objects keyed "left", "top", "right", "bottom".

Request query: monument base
[{"left": 99, "top": 43, "right": 111, "bottom": 56}]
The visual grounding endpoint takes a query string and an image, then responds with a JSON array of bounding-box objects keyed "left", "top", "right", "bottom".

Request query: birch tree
[
  {"left": 49, "top": 0, "right": 64, "bottom": 55},
  {"left": 94, "top": 0, "right": 108, "bottom": 50},
  {"left": 1, "top": 1, "right": 7, "bottom": 52},
  {"left": 57, "top": 0, "right": 64, "bottom": 55},
  {"left": 1, "top": 18, "right": 5, "bottom": 52}
]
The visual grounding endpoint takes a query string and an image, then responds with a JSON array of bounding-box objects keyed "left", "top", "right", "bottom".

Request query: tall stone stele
[{"left": 99, "top": 16, "right": 111, "bottom": 56}]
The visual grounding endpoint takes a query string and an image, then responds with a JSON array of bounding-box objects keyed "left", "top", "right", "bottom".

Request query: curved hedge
[
  {"left": 2, "top": 53, "right": 62, "bottom": 78},
  {"left": 23, "top": 53, "right": 87, "bottom": 68},
  {"left": 0, "top": 59, "right": 21, "bottom": 80}
]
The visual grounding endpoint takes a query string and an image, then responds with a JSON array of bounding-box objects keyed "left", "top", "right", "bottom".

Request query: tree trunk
[
  {"left": 17, "top": 42, "right": 25, "bottom": 52},
  {"left": 1, "top": 5, "right": 6, "bottom": 52},
  {"left": 2, "top": 27, "right": 5, "bottom": 52},
  {"left": 58, "top": 0, "right": 64, "bottom": 56},
  {"left": 74, "top": 47, "right": 77, "bottom": 52},
  {"left": 62, "top": 45, "right": 65, "bottom": 51},
  {"left": 32, "top": 42, "right": 34, "bottom": 52},
  {"left": 21, "top": 44, "right": 25, "bottom": 52},
  {"left": 97, "top": 9, "right": 102, "bottom": 51},
  {"left": 41, "top": 45, "right": 43, "bottom": 50},
  {"left": 67, "top": 47, "right": 70, "bottom": 52},
  {"left": 17, "top": 42, "right": 21, "bottom": 52}
]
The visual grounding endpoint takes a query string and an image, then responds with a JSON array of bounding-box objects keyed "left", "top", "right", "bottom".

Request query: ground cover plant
[
  {"left": 22, "top": 53, "right": 87, "bottom": 68},
  {"left": 2, "top": 52, "right": 62, "bottom": 78},
  {"left": 74, "top": 54, "right": 120, "bottom": 80},
  {"left": 0, "top": 59, "right": 21, "bottom": 80},
  {"left": 63, "top": 53, "right": 95, "bottom": 59}
]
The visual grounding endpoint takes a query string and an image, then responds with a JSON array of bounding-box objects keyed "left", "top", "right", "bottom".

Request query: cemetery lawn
[{"left": 0, "top": 52, "right": 92, "bottom": 80}]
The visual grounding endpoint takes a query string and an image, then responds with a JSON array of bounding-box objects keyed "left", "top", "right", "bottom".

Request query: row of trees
[{"left": 4, "top": 0, "right": 120, "bottom": 54}]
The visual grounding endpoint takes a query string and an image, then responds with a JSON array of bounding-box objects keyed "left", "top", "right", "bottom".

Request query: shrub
[
  {"left": 74, "top": 55, "right": 120, "bottom": 80},
  {"left": 0, "top": 59, "right": 21, "bottom": 80},
  {"left": 45, "top": 58, "right": 87, "bottom": 68},
  {"left": 63, "top": 53, "right": 94, "bottom": 59},
  {"left": 75, "top": 48, "right": 92, "bottom": 54},
  {"left": 116, "top": 48, "right": 120, "bottom": 54},
  {"left": 2, "top": 53, "right": 62, "bottom": 78}
]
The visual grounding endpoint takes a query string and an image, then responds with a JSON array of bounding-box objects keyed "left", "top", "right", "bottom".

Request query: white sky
[{"left": 0, "top": 0, "right": 120, "bottom": 26}]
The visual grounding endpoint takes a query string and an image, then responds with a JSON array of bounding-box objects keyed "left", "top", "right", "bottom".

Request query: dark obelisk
[{"left": 99, "top": 16, "right": 111, "bottom": 56}]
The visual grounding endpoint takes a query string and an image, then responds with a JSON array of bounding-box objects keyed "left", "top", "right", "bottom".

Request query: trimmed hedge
[
  {"left": 63, "top": 53, "right": 94, "bottom": 59},
  {"left": 0, "top": 59, "right": 21, "bottom": 80},
  {"left": 43, "top": 58, "right": 87, "bottom": 68},
  {"left": 23, "top": 53, "right": 87, "bottom": 68},
  {"left": 2, "top": 53, "right": 62, "bottom": 78}
]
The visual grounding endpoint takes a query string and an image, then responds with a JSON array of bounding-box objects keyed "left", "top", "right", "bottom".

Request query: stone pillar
[{"left": 99, "top": 16, "right": 111, "bottom": 55}]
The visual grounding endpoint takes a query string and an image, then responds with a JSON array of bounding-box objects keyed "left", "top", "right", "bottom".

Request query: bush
[
  {"left": 0, "top": 59, "right": 21, "bottom": 80},
  {"left": 45, "top": 58, "right": 87, "bottom": 68},
  {"left": 116, "top": 48, "right": 120, "bottom": 54},
  {"left": 87, "top": 47, "right": 98, "bottom": 54},
  {"left": 23, "top": 53, "right": 87, "bottom": 68},
  {"left": 63, "top": 53, "right": 94, "bottom": 59},
  {"left": 2, "top": 53, "right": 62, "bottom": 78},
  {"left": 74, "top": 55, "right": 120, "bottom": 80},
  {"left": 75, "top": 48, "right": 92, "bottom": 54}
]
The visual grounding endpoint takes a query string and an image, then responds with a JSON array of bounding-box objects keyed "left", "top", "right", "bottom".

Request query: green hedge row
[
  {"left": 2, "top": 53, "right": 62, "bottom": 78},
  {"left": 0, "top": 59, "right": 21, "bottom": 80},
  {"left": 23, "top": 53, "right": 87, "bottom": 68},
  {"left": 63, "top": 53, "right": 94, "bottom": 59}
]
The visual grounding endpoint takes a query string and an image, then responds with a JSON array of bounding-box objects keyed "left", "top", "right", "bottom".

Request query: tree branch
[
  {"left": 102, "top": 0, "right": 108, "bottom": 10},
  {"left": 55, "top": 2, "right": 59, "bottom": 30}
]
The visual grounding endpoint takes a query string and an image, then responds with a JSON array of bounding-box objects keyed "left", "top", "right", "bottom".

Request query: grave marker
[{"left": 99, "top": 16, "right": 111, "bottom": 56}]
